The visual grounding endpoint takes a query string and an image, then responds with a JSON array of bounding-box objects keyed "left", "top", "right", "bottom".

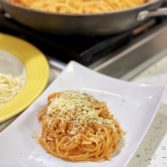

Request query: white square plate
[{"left": 0, "top": 61, "right": 164, "bottom": 167}]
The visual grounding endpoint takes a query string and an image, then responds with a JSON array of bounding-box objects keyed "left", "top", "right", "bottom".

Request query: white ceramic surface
[
  {"left": 0, "top": 50, "right": 25, "bottom": 76},
  {"left": 0, "top": 61, "right": 164, "bottom": 167}
]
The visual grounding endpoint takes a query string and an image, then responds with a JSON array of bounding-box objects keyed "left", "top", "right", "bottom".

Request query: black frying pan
[{"left": 0, "top": 0, "right": 166, "bottom": 35}]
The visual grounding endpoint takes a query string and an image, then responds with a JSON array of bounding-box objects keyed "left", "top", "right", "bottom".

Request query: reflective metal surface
[
  {"left": 89, "top": 21, "right": 167, "bottom": 80},
  {"left": 0, "top": 0, "right": 163, "bottom": 35}
]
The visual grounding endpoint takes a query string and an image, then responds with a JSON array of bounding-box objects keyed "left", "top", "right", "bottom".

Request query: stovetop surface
[{"left": 0, "top": 8, "right": 166, "bottom": 65}]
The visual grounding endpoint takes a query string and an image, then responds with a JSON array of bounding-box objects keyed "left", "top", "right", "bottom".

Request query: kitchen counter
[
  {"left": 128, "top": 56, "right": 167, "bottom": 167},
  {"left": 0, "top": 56, "right": 167, "bottom": 166}
]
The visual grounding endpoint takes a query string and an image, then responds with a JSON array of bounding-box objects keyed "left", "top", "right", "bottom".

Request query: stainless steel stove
[
  {"left": 91, "top": 19, "right": 167, "bottom": 80},
  {"left": 0, "top": 7, "right": 167, "bottom": 80}
]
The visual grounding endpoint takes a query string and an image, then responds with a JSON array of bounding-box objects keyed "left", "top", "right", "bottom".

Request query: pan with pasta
[
  {"left": 0, "top": 0, "right": 163, "bottom": 35},
  {"left": 37, "top": 90, "right": 124, "bottom": 161},
  {"left": 10, "top": 0, "right": 148, "bottom": 14}
]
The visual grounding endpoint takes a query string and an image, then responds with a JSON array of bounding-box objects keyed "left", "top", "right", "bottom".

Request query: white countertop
[
  {"left": 1, "top": 57, "right": 167, "bottom": 166},
  {"left": 127, "top": 56, "right": 167, "bottom": 167}
]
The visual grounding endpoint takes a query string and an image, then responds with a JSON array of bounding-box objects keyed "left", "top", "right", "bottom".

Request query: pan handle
[{"left": 138, "top": 8, "right": 167, "bottom": 21}]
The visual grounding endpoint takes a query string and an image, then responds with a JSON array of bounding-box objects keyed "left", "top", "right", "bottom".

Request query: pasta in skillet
[{"left": 10, "top": 0, "right": 147, "bottom": 14}]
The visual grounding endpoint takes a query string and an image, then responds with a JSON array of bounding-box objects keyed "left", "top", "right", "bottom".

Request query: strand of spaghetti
[{"left": 0, "top": 73, "right": 24, "bottom": 105}]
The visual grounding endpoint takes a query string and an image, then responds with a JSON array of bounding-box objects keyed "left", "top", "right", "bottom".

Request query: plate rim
[{"left": 0, "top": 33, "right": 49, "bottom": 123}]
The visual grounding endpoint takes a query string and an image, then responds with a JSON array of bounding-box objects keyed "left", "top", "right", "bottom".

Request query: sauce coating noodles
[
  {"left": 10, "top": 0, "right": 147, "bottom": 14},
  {"left": 38, "top": 91, "right": 124, "bottom": 161}
]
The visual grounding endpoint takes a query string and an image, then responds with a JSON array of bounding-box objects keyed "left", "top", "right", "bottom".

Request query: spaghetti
[
  {"left": 38, "top": 90, "right": 124, "bottom": 161},
  {"left": 0, "top": 73, "right": 24, "bottom": 106},
  {"left": 10, "top": 0, "right": 147, "bottom": 14}
]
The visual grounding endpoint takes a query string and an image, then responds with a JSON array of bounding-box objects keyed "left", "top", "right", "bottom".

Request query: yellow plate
[{"left": 0, "top": 33, "right": 49, "bottom": 123}]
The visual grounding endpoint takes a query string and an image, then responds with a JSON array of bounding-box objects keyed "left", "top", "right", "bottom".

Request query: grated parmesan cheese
[{"left": 45, "top": 91, "right": 115, "bottom": 135}]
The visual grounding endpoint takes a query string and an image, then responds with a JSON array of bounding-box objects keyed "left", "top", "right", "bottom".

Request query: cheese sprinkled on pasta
[{"left": 38, "top": 90, "right": 124, "bottom": 161}]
